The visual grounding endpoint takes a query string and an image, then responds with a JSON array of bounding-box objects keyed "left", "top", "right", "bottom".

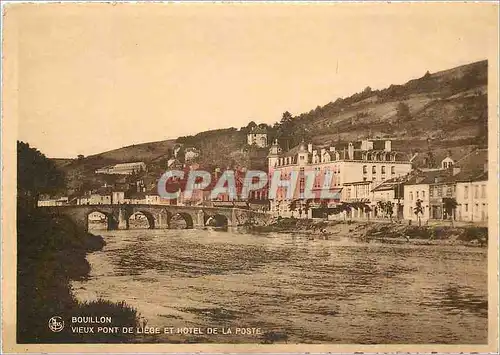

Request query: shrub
[{"left": 458, "top": 227, "right": 488, "bottom": 244}]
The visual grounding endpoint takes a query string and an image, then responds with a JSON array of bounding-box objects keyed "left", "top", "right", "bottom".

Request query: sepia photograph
[{"left": 1, "top": 2, "right": 499, "bottom": 353}]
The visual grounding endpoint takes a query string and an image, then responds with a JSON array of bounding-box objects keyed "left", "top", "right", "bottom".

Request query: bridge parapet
[{"left": 38, "top": 204, "right": 270, "bottom": 231}]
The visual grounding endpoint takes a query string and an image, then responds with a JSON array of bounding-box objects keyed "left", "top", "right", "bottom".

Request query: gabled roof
[
  {"left": 451, "top": 170, "right": 488, "bottom": 183},
  {"left": 405, "top": 169, "right": 452, "bottom": 186}
]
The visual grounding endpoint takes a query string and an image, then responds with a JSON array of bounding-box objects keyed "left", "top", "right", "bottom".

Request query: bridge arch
[
  {"left": 128, "top": 210, "right": 156, "bottom": 229},
  {"left": 170, "top": 212, "right": 194, "bottom": 229},
  {"left": 204, "top": 213, "right": 229, "bottom": 228},
  {"left": 86, "top": 208, "right": 117, "bottom": 230}
]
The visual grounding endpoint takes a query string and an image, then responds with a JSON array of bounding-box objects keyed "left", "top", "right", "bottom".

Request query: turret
[
  {"left": 297, "top": 140, "right": 309, "bottom": 166},
  {"left": 268, "top": 139, "right": 281, "bottom": 169}
]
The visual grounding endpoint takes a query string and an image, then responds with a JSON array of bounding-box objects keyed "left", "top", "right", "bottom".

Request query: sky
[{"left": 6, "top": 3, "right": 498, "bottom": 158}]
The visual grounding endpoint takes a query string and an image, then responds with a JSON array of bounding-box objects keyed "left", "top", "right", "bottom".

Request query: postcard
[{"left": 2, "top": 2, "right": 498, "bottom": 353}]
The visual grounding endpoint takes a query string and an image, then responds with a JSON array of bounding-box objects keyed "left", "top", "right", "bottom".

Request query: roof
[
  {"left": 277, "top": 141, "right": 410, "bottom": 162},
  {"left": 405, "top": 169, "right": 452, "bottom": 186},
  {"left": 411, "top": 146, "right": 477, "bottom": 169},
  {"left": 344, "top": 180, "right": 372, "bottom": 186},
  {"left": 451, "top": 170, "right": 488, "bottom": 183},
  {"left": 114, "top": 162, "right": 146, "bottom": 168},
  {"left": 455, "top": 148, "right": 488, "bottom": 171},
  {"left": 371, "top": 175, "right": 410, "bottom": 192}
]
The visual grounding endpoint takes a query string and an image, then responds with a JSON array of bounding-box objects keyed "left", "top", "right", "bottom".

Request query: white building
[
  {"left": 184, "top": 147, "right": 200, "bottom": 162},
  {"left": 268, "top": 139, "right": 412, "bottom": 217},
  {"left": 370, "top": 176, "right": 407, "bottom": 219},
  {"left": 95, "top": 162, "right": 146, "bottom": 175},
  {"left": 77, "top": 194, "right": 112, "bottom": 205},
  {"left": 37, "top": 196, "right": 69, "bottom": 207},
  {"left": 247, "top": 126, "right": 268, "bottom": 148},
  {"left": 455, "top": 171, "right": 488, "bottom": 222}
]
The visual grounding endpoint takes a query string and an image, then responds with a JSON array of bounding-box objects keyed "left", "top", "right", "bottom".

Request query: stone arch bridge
[{"left": 40, "top": 204, "right": 270, "bottom": 232}]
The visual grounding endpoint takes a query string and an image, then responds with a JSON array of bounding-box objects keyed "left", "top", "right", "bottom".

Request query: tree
[
  {"left": 318, "top": 200, "right": 329, "bottom": 219},
  {"left": 443, "top": 197, "right": 458, "bottom": 226},
  {"left": 77, "top": 154, "right": 85, "bottom": 160},
  {"left": 363, "top": 204, "right": 372, "bottom": 220},
  {"left": 376, "top": 201, "right": 386, "bottom": 218},
  {"left": 396, "top": 102, "right": 411, "bottom": 122},
  {"left": 17, "top": 141, "right": 65, "bottom": 210},
  {"left": 414, "top": 199, "right": 424, "bottom": 226},
  {"left": 280, "top": 111, "right": 293, "bottom": 125},
  {"left": 386, "top": 201, "right": 394, "bottom": 222},
  {"left": 303, "top": 199, "right": 312, "bottom": 219},
  {"left": 340, "top": 202, "right": 352, "bottom": 221},
  {"left": 288, "top": 199, "right": 299, "bottom": 217},
  {"left": 246, "top": 121, "right": 258, "bottom": 132}
]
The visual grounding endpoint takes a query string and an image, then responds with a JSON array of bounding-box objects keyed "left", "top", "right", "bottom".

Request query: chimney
[
  {"left": 384, "top": 140, "right": 392, "bottom": 152},
  {"left": 348, "top": 142, "right": 354, "bottom": 160},
  {"left": 307, "top": 143, "right": 313, "bottom": 154}
]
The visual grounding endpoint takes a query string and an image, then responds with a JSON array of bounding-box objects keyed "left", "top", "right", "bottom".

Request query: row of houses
[
  {"left": 39, "top": 138, "right": 488, "bottom": 224},
  {"left": 267, "top": 139, "right": 488, "bottom": 223}
]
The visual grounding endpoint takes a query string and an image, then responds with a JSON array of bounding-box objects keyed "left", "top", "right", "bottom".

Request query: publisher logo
[{"left": 48, "top": 316, "right": 64, "bottom": 332}]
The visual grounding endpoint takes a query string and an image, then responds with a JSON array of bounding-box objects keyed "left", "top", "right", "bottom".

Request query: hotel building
[{"left": 267, "top": 139, "right": 412, "bottom": 217}]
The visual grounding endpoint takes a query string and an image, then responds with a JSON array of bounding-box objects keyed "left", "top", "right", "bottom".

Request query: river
[{"left": 72, "top": 228, "right": 488, "bottom": 344}]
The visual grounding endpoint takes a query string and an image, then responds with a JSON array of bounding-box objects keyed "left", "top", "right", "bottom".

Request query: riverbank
[
  {"left": 17, "top": 207, "right": 140, "bottom": 343},
  {"left": 251, "top": 218, "right": 488, "bottom": 247}
]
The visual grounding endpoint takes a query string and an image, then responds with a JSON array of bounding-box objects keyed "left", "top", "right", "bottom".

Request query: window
[
  {"left": 446, "top": 186, "right": 452, "bottom": 197},
  {"left": 363, "top": 165, "right": 367, "bottom": 174},
  {"left": 474, "top": 186, "right": 479, "bottom": 199},
  {"left": 372, "top": 166, "right": 376, "bottom": 174},
  {"left": 300, "top": 156, "right": 304, "bottom": 161},
  {"left": 481, "top": 185, "right": 486, "bottom": 198},
  {"left": 391, "top": 166, "right": 395, "bottom": 174},
  {"left": 465, "top": 204, "right": 468, "bottom": 212},
  {"left": 416, "top": 191, "right": 419, "bottom": 199},
  {"left": 437, "top": 186, "right": 442, "bottom": 197},
  {"left": 429, "top": 188, "right": 434, "bottom": 197},
  {"left": 464, "top": 186, "right": 469, "bottom": 200},
  {"left": 422, "top": 191, "right": 425, "bottom": 199},
  {"left": 381, "top": 166, "right": 386, "bottom": 174},
  {"left": 363, "top": 177, "right": 367, "bottom": 181},
  {"left": 409, "top": 192, "right": 413, "bottom": 201}
]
